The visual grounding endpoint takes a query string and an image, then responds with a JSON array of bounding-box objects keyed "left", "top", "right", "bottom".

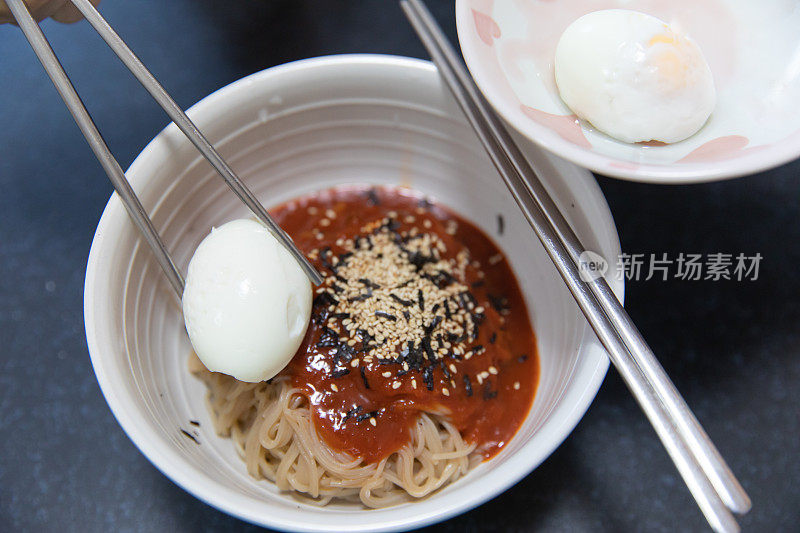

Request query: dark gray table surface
[{"left": 1, "top": 1, "right": 798, "bottom": 531}]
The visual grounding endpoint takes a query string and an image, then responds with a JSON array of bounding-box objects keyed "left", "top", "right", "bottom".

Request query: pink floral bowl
[{"left": 456, "top": 0, "right": 800, "bottom": 183}]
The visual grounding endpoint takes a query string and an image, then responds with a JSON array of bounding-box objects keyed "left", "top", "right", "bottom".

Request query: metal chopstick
[
  {"left": 400, "top": 2, "right": 750, "bottom": 518},
  {"left": 6, "top": 0, "right": 185, "bottom": 297},
  {"left": 401, "top": 0, "right": 749, "bottom": 531},
  {"left": 12, "top": 0, "right": 322, "bottom": 289},
  {"left": 63, "top": 0, "right": 320, "bottom": 287}
]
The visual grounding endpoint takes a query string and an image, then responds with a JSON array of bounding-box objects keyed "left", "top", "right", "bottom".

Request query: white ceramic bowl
[
  {"left": 84, "top": 55, "right": 623, "bottom": 532},
  {"left": 457, "top": 0, "right": 800, "bottom": 183}
]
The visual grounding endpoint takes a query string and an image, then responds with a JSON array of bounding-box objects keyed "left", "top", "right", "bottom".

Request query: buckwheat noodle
[{"left": 189, "top": 354, "right": 480, "bottom": 507}]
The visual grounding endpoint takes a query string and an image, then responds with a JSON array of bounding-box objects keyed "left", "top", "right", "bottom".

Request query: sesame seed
[
  {"left": 442, "top": 388, "right": 450, "bottom": 396},
  {"left": 514, "top": 381, "right": 520, "bottom": 390},
  {"left": 370, "top": 417, "right": 377, "bottom": 426},
  {"left": 308, "top": 206, "right": 318, "bottom": 215},
  {"left": 488, "top": 366, "right": 498, "bottom": 375},
  {"left": 326, "top": 209, "right": 337, "bottom": 219},
  {"left": 330, "top": 384, "right": 339, "bottom": 392},
  {"left": 305, "top": 208, "right": 507, "bottom": 395}
]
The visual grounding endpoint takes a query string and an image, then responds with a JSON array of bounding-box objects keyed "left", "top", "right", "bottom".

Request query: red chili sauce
[{"left": 271, "top": 186, "right": 539, "bottom": 464}]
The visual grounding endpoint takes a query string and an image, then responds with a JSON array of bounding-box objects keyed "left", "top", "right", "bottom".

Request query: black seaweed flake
[
  {"left": 313, "top": 291, "right": 338, "bottom": 308},
  {"left": 518, "top": 354, "right": 528, "bottom": 363},
  {"left": 406, "top": 249, "right": 436, "bottom": 270},
  {"left": 358, "top": 278, "right": 381, "bottom": 290},
  {"left": 462, "top": 291, "right": 478, "bottom": 308},
  {"left": 440, "top": 360, "right": 451, "bottom": 379},
  {"left": 356, "top": 328, "right": 374, "bottom": 346},
  {"left": 331, "top": 367, "right": 351, "bottom": 378},
  {"left": 390, "top": 293, "right": 413, "bottom": 307},
  {"left": 424, "top": 315, "right": 443, "bottom": 336},
  {"left": 422, "top": 365, "right": 435, "bottom": 391},
  {"left": 320, "top": 256, "right": 337, "bottom": 273},
  {"left": 180, "top": 429, "right": 199, "bottom": 444},
  {"left": 483, "top": 383, "right": 498, "bottom": 400},
  {"left": 488, "top": 293, "right": 510, "bottom": 313},
  {"left": 189, "top": 420, "right": 200, "bottom": 427},
  {"left": 497, "top": 214, "right": 505, "bottom": 235},
  {"left": 343, "top": 405, "right": 363, "bottom": 421},
  {"left": 402, "top": 233, "right": 424, "bottom": 243},
  {"left": 317, "top": 327, "right": 340, "bottom": 348},
  {"left": 348, "top": 290, "right": 373, "bottom": 302},
  {"left": 402, "top": 310, "right": 411, "bottom": 321},
  {"left": 400, "top": 341, "right": 419, "bottom": 370},
  {"left": 356, "top": 410, "right": 380, "bottom": 423},
  {"left": 421, "top": 336, "right": 436, "bottom": 362},
  {"left": 381, "top": 218, "right": 401, "bottom": 232},
  {"left": 375, "top": 311, "right": 397, "bottom": 321},
  {"left": 463, "top": 375, "right": 473, "bottom": 397},
  {"left": 417, "top": 289, "right": 425, "bottom": 311},
  {"left": 457, "top": 292, "right": 468, "bottom": 309},
  {"left": 489, "top": 332, "right": 497, "bottom": 344},
  {"left": 360, "top": 366, "right": 370, "bottom": 389},
  {"left": 366, "top": 188, "right": 380, "bottom": 206},
  {"left": 418, "top": 197, "right": 433, "bottom": 210}
]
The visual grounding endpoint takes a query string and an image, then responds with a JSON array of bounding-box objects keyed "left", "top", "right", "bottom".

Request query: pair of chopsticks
[
  {"left": 400, "top": 1, "right": 750, "bottom": 531},
  {"left": 6, "top": 0, "right": 323, "bottom": 296}
]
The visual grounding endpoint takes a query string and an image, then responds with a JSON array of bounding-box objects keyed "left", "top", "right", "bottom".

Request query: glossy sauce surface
[{"left": 272, "top": 186, "right": 539, "bottom": 464}]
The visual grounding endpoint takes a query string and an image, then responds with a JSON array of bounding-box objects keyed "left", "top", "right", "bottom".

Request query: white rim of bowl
[
  {"left": 84, "top": 54, "right": 622, "bottom": 532},
  {"left": 454, "top": 0, "right": 800, "bottom": 184}
]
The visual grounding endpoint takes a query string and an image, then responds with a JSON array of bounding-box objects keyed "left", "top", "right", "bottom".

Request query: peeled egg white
[
  {"left": 554, "top": 9, "right": 716, "bottom": 144},
  {"left": 182, "top": 219, "right": 312, "bottom": 383}
]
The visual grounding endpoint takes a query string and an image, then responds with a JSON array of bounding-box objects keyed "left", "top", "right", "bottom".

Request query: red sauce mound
[{"left": 272, "top": 186, "right": 539, "bottom": 464}]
